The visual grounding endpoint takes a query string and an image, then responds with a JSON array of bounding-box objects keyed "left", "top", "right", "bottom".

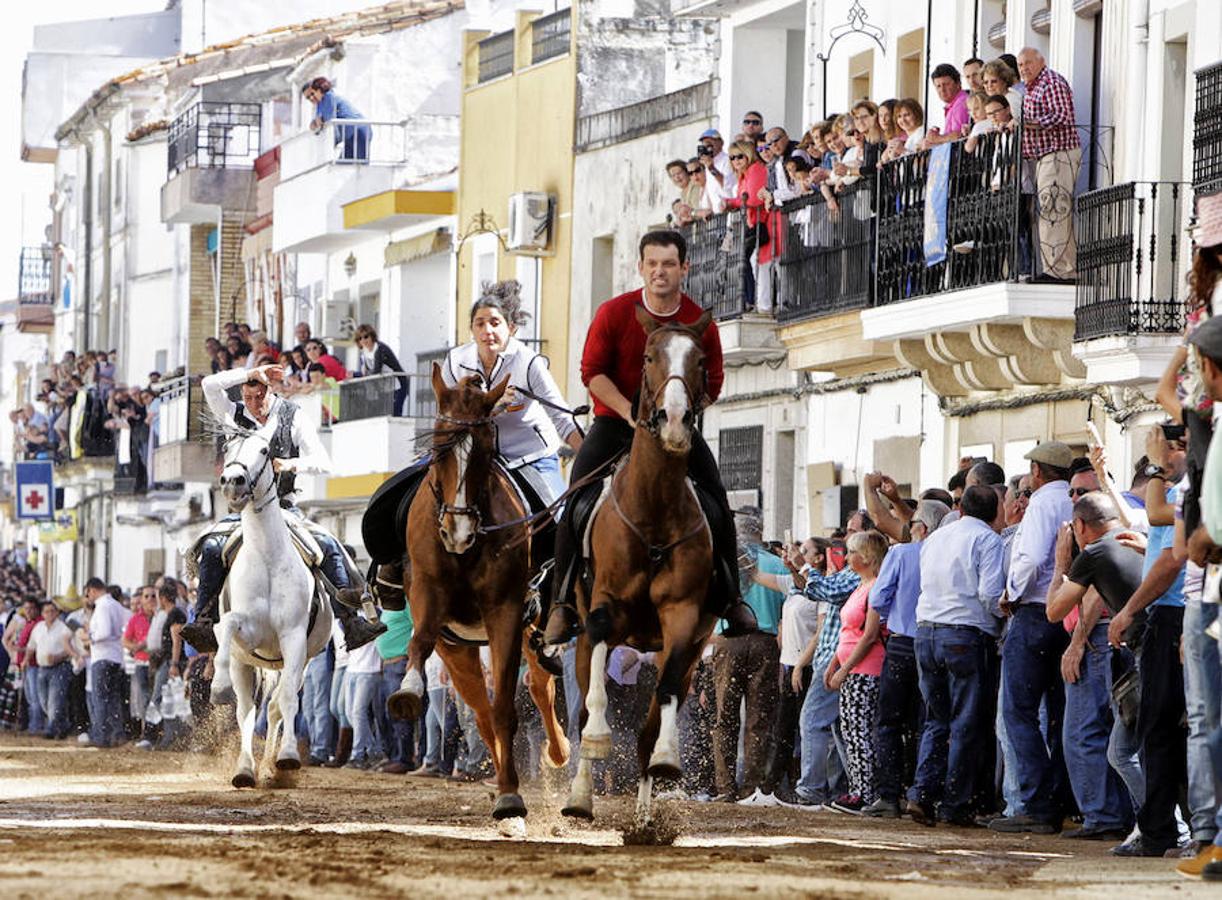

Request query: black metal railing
[
  {"left": 680, "top": 210, "right": 749, "bottom": 320},
  {"left": 718, "top": 425, "right": 763, "bottom": 492},
  {"left": 1194, "top": 61, "right": 1222, "bottom": 196},
  {"left": 875, "top": 128, "right": 1023, "bottom": 306},
  {"left": 18, "top": 247, "right": 52, "bottom": 304},
  {"left": 478, "top": 30, "right": 515, "bottom": 83},
  {"left": 167, "top": 102, "right": 262, "bottom": 177},
  {"left": 776, "top": 180, "right": 876, "bottom": 322},
  {"left": 576, "top": 80, "right": 714, "bottom": 152},
  {"left": 113, "top": 421, "right": 151, "bottom": 495},
  {"left": 336, "top": 373, "right": 406, "bottom": 421},
  {"left": 1074, "top": 181, "right": 1189, "bottom": 341},
  {"left": 413, "top": 347, "right": 450, "bottom": 419},
  {"left": 531, "top": 8, "right": 570, "bottom": 64}
]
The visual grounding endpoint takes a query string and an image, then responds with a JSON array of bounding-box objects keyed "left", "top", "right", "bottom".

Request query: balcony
[
  {"left": 151, "top": 377, "right": 217, "bottom": 484},
  {"left": 1195, "top": 61, "right": 1222, "bottom": 197},
  {"left": 576, "top": 80, "right": 714, "bottom": 153},
  {"left": 17, "top": 246, "right": 54, "bottom": 333},
  {"left": 477, "top": 30, "right": 515, "bottom": 83},
  {"left": 1071, "top": 181, "right": 1189, "bottom": 385},
  {"left": 531, "top": 8, "right": 570, "bottom": 65},
  {"left": 679, "top": 211, "right": 785, "bottom": 365},
  {"left": 272, "top": 115, "right": 460, "bottom": 254},
  {"left": 161, "top": 102, "right": 261, "bottom": 224}
]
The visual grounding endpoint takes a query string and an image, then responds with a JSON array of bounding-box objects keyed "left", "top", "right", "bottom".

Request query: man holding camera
[{"left": 696, "top": 129, "right": 735, "bottom": 201}]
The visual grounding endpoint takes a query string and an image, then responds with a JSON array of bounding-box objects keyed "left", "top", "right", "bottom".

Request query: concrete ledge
[
  {"left": 1072, "top": 333, "right": 1182, "bottom": 386},
  {"left": 861, "top": 282, "right": 1076, "bottom": 342}
]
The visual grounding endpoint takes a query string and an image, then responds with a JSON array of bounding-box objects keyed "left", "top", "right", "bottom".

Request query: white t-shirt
[
  {"left": 88, "top": 594, "right": 130, "bottom": 665},
  {"left": 28, "top": 618, "right": 72, "bottom": 667},
  {"left": 780, "top": 593, "right": 822, "bottom": 666},
  {"left": 346, "top": 638, "right": 382, "bottom": 675},
  {"left": 425, "top": 653, "right": 445, "bottom": 691},
  {"left": 331, "top": 618, "right": 349, "bottom": 668}
]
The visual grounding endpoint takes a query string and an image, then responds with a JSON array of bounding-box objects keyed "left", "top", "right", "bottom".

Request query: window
[
  {"left": 471, "top": 233, "right": 499, "bottom": 307},
  {"left": 896, "top": 29, "right": 924, "bottom": 101},
  {"left": 719, "top": 426, "right": 764, "bottom": 492},
  {"left": 849, "top": 49, "right": 874, "bottom": 103},
  {"left": 531, "top": 8, "right": 570, "bottom": 65},
  {"left": 477, "top": 30, "right": 514, "bottom": 83}
]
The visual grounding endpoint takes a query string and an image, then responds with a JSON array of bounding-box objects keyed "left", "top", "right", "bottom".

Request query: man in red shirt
[{"left": 544, "top": 230, "right": 758, "bottom": 643}]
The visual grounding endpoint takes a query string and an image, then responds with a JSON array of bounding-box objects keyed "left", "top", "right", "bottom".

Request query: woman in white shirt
[{"left": 441, "top": 281, "right": 583, "bottom": 502}]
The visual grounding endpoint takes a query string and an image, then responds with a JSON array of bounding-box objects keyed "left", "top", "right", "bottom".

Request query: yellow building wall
[{"left": 457, "top": 11, "right": 576, "bottom": 389}]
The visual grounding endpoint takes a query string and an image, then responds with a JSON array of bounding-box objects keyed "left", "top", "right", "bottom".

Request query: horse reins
[{"left": 607, "top": 470, "right": 708, "bottom": 568}]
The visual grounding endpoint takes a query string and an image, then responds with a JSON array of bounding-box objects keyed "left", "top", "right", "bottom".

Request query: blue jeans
[
  {"left": 1062, "top": 622, "right": 1131, "bottom": 830},
  {"left": 38, "top": 661, "right": 73, "bottom": 738},
  {"left": 23, "top": 667, "right": 44, "bottom": 734},
  {"left": 796, "top": 664, "right": 846, "bottom": 802},
  {"left": 89, "top": 660, "right": 126, "bottom": 747},
  {"left": 425, "top": 686, "right": 447, "bottom": 768},
  {"left": 302, "top": 650, "right": 335, "bottom": 761},
  {"left": 345, "top": 671, "right": 382, "bottom": 761},
  {"left": 380, "top": 658, "right": 415, "bottom": 765},
  {"left": 911, "top": 624, "right": 988, "bottom": 818},
  {"left": 1184, "top": 600, "right": 1221, "bottom": 841},
  {"left": 329, "top": 666, "right": 349, "bottom": 729},
  {"left": 1107, "top": 646, "right": 1144, "bottom": 813},
  {"left": 1002, "top": 604, "right": 1069, "bottom": 822},
  {"left": 525, "top": 454, "right": 567, "bottom": 504}
]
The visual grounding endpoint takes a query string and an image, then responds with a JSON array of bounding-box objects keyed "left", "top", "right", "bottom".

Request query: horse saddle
[{"left": 219, "top": 514, "right": 326, "bottom": 571}]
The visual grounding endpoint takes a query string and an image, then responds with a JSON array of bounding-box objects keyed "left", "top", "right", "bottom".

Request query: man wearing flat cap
[{"left": 989, "top": 440, "right": 1075, "bottom": 834}]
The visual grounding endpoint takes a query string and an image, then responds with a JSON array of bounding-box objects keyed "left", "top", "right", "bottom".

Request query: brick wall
[{"left": 186, "top": 212, "right": 249, "bottom": 376}]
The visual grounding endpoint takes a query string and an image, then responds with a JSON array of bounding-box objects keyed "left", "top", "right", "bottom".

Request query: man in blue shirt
[
  {"left": 992, "top": 441, "right": 1075, "bottom": 834},
  {"left": 1105, "top": 427, "right": 1189, "bottom": 857},
  {"left": 910, "top": 486, "right": 1006, "bottom": 826},
  {"left": 863, "top": 496, "right": 951, "bottom": 817}
]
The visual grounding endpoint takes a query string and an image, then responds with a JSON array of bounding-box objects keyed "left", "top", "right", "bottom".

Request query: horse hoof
[
  {"left": 232, "top": 771, "right": 256, "bottom": 789},
  {"left": 275, "top": 756, "right": 301, "bottom": 771},
  {"left": 561, "top": 803, "right": 594, "bottom": 821},
  {"left": 646, "top": 761, "right": 682, "bottom": 782},
  {"left": 386, "top": 689, "right": 423, "bottom": 721},
  {"left": 211, "top": 685, "right": 236, "bottom": 706},
  {"left": 579, "top": 732, "right": 611, "bottom": 760},
  {"left": 492, "top": 793, "right": 527, "bottom": 820}
]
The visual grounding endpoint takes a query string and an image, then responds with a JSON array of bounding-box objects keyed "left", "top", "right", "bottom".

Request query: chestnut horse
[
  {"left": 563, "top": 307, "right": 719, "bottom": 826},
  {"left": 386, "top": 365, "right": 569, "bottom": 820}
]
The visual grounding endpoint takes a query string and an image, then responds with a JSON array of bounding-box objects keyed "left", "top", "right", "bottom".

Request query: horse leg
[
  {"left": 274, "top": 628, "right": 308, "bottom": 770},
  {"left": 435, "top": 642, "right": 499, "bottom": 775},
  {"left": 210, "top": 613, "right": 239, "bottom": 705},
  {"left": 483, "top": 603, "right": 527, "bottom": 820},
  {"left": 387, "top": 586, "right": 442, "bottom": 722},
  {"left": 231, "top": 661, "right": 258, "bottom": 788},
  {"left": 562, "top": 632, "right": 598, "bottom": 820},
  {"left": 522, "top": 633, "right": 571, "bottom": 770},
  {"left": 646, "top": 603, "right": 704, "bottom": 781},
  {"left": 260, "top": 671, "right": 282, "bottom": 776},
  {"left": 579, "top": 601, "right": 613, "bottom": 760}
]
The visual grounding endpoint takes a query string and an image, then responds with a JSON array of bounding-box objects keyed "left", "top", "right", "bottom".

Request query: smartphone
[{"left": 1086, "top": 421, "right": 1103, "bottom": 449}]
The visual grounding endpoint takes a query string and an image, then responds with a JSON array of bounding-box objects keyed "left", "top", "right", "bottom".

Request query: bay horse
[
  {"left": 210, "top": 430, "right": 333, "bottom": 787},
  {"left": 386, "top": 365, "right": 569, "bottom": 820},
  {"left": 563, "top": 306, "right": 719, "bottom": 827}
]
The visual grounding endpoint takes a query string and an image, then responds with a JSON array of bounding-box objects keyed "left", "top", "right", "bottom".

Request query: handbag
[{"left": 1111, "top": 667, "right": 1140, "bottom": 730}]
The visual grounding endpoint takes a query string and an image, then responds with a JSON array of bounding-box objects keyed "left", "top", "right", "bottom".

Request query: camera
[
  {"left": 1161, "top": 423, "right": 1186, "bottom": 442},
  {"left": 697, "top": 144, "right": 713, "bottom": 157}
]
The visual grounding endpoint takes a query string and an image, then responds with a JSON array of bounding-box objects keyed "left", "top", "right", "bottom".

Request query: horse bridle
[
  {"left": 225, "top": 435, "right": 279, "bottom": 514},
  {"left": 430, "top": 411, "right": 500, "bottom": 532},
  {"left": 639, "top": 333, "right": 706, "bottom": 436}
]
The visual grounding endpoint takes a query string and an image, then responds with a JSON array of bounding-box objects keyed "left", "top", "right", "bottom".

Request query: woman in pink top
[{"left": 824, "top": 529, "right": 889, "bottom": 812}]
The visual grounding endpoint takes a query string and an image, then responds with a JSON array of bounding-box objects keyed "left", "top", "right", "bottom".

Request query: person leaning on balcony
[
  {"left": 666, "top": 159, "right": 703, "bottom": 213},
  {"left": 353, "top": 324, "right": 407, "bottom": 417},
  {"left": 1017, "top": 47, "right": 1082, "bottom": 284},
  {"left": 982, "top": 59, "right": 1024, "bottom": 122},
  {"left": 922, "top": 64, "right": 971, "bottom": 148},
  {"left": 305, "top": 339, "right": 348, "bottom": 381},
  {"left": 837, "top": 101, "right": 886, "bottom": 178},
  {"left": 890, "top": 99, "right": 925, "bottom": 159},
  {"left": 303, "top": 77, "right": 371, "bottom": 163},
  {"left": 697, "top": 129, "right": 735, "bottom": 199},
  {"left": 687, "top": 156, "right": 723, "bottom": 217},
  {"left": 723, "top": 141, "right": 772, "bottom": 314}
]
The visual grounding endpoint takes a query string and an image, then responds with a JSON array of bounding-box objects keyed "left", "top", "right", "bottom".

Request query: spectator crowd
[{"left": 666, "top": 46, "right": 1083, "bottom": 315}]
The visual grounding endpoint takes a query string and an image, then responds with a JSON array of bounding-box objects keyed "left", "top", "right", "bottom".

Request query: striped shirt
[{"left": 804, "top": 568, "right": 862, "bottom": 671}]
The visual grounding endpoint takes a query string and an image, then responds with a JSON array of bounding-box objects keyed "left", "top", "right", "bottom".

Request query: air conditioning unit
[{"left": 508, "top": 191, "right": 553, "bottom": 253}]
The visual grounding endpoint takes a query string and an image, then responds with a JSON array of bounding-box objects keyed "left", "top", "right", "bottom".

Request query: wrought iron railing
[
  {"left": 680, "top": 210, "right": 749, "bottom": 320},
  {"left": 875, "top": 128, "right": 1023, "bottom": 306},
  {"left": 1194, "top": 61, "right": 1222, "bottom": 196},
  {"left": 576, "top": 80, "right": 714, "bottom": 152},
  {"left": 167, "top": 102, "right": 262, "bottom": 177},
  {"left": 18, "top": 247, "right": 52, "bottom": 304},
  {"left": 531, "top": 8, "right": 570, "bottom": 64},
  {"left": 113, "top": 421, "right": 150, "bottom": 495},
  {"left": 775, "top": 180, "right": 875, "bottom": 322},
  {"left": 478, "top": 30, "right": 515, "bottom": 83},
  {"left": 1074, "top": 181, "right": 1189, "bottom": 341}
]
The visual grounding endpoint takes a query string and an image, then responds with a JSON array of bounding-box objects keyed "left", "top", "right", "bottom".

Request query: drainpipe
[
  {"left": 82, "top": 141, "right": 94, "bottom": 351},
  {"left": 88, "top": 110, "right": 114, "bottom": 354}
]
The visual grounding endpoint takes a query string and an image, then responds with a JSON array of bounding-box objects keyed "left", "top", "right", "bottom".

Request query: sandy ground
[{"left": 0, "top": 732, "right": 1210, "bottom": 899}]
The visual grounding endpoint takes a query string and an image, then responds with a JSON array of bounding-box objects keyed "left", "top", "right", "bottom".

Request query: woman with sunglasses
[{"left": 723, "top": 141, "right": 771, "bottom": 313}]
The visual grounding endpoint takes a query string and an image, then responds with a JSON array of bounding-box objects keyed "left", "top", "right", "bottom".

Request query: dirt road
[{"left": 0, "top": 734, "right": 1207, "bottom": 898}]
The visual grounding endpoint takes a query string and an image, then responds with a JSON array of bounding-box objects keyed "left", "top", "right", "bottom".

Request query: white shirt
[
  {"left": 331, "top": 618, "right": 350, "bottom": 668},
  {"left": 88, "top": 594, "right": 130, "bottom": 665},
  {"left": 28, "top": 618, "right": 72, "bottom": 667},
  {"left": 1007, "top": 479, "right": 1073, "bottom": 605},
  {"left": 346, "top": 637, "right": 382, "bottom": 674},
  {"left": 917, "top": 516, "right": 1006, "bottom": 635},
  {"left": 146, "top": 608, "right": 166, "bottom": 654},
  {"left": 711, "top": 150, "right": 737, "bottom": 198},
  {"left": 780, "top": 592, "right": 821, "bottom": 666},
  {"left": 904, "top": 127, "right": 926, "bottom": 154},
  {"left": 202, "top": 367, "right": 332, "bottom": 475}
]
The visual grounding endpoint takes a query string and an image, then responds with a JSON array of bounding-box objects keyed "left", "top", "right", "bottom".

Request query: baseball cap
[
  {"left": 1023, "top": 440, "right": 1074, "bottom": 469},
  {"left": 700, "top": 128, "right": 721, "bottom": 140},
  {"left": 1187, "top": 313, "right": 1222, "bottom": 361}
]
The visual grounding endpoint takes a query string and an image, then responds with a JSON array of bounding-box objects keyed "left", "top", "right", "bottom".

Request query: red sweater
[{"left": 580, "top": 289, "right": 724, "bottom": 420}]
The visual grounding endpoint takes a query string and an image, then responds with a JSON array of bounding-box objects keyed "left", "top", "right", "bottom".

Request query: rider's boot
[
  {"left": 182, "top": 533, "right": 226, "bottom": 653},
  {"left": 542, "top": 553, "right": 582, "bottom": 646},
  {"left": 526, "top": 563, "right": 564, "bottom": 676},
  {"left": 333, "top": 600, "right": 387, "bottom": 651}
]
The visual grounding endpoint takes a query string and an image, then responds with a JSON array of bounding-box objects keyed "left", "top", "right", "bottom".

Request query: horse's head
[
  {"left": 428, "top": 362, "right": 509, "bottom": 554},
  {"left": 635, "top": 305, "right": 713, "bottom": 454},
  {"left": 219, "top": 430, "right": 276, "bottom": 512}
]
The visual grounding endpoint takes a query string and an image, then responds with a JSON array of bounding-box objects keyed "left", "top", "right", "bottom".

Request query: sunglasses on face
[
  {"left": 687, "top": 168, "right": 702, "bottom": 175},
  {"left": 768, "top": 136, "right": 785, "bottom": 146},
  {"left": 1068, "top": 487, "right": 1092, "bottom": 498},
  {"left": 729, "top": 154, "right": 746, "bottom": 161},
  {"left": 1018, "top": 489, "right": 1034, "bottom": 499},
  {"left": 743, "top": 118, "right": 762, "bottom": 126}
]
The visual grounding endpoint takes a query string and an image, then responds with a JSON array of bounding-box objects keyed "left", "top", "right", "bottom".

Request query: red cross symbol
[{"left": 24, "top": 489, "right": 45, "bottom": 511}]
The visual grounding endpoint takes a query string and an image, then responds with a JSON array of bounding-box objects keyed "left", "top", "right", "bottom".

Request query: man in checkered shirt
[{"left": 1018, "top": 47, "right": 1082, "bottom": 283}]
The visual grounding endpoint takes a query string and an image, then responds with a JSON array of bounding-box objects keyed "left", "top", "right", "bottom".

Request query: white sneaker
[
  {"left": 736, "top": 789, "right": 781, "bottom": 808},
  {"left": 135, "top": 739, "right": 153, "bottom": 751},
  {"left": 77, "top": 733, "right": 93, "bottom": 746}
]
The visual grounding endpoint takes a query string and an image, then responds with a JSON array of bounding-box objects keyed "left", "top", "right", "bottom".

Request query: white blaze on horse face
[
  {"left": 659, "top": 336, "right": 695, "bottom": 450},
  {"left": 446, "top": 433, "right": 476, "bottom": 551}
]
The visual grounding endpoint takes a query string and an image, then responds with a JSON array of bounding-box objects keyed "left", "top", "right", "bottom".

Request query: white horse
[{"left": 209, "top": 430, "right": 333, "bottom": 787}]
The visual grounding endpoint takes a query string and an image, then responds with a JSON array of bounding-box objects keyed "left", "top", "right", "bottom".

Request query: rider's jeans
[
  {"left": 302, "top": 649, "right": 335, "bottom": 761},
  {"left": 345, "top": 670, "right": 382, "bottom": 762},
  {"left": 525, "top": 454, "right": 567, "bottom": 503}
]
